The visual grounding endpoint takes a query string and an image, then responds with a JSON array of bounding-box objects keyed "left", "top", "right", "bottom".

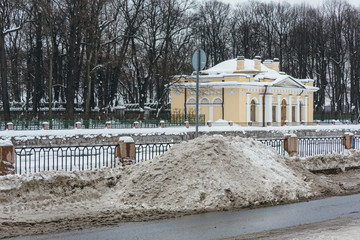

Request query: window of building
[
  {"left": 292, "top": 106, "right": 296, "bottom": 122},
  {"left": 186, "top": 98, "right": 196, "bottom": 105},
  {"left": 213, "top": 98, "right": 222, "bottom": 105},
  {"left": 250, "top": 100, "right": 256, "bottom": 122},
  {"left": 272, "top": 106, "right": 276, "bottom": 122},
  {"left": 281, "top": 99, "right": 287, "bottom": 122},
  {"left": 200, "top": 98, "right": 210, "bottom": 105}
]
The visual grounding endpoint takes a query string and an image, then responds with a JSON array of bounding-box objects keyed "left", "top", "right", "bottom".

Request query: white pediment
[{"left": 273, "top": 76, "right": 306, "bottom": 89}]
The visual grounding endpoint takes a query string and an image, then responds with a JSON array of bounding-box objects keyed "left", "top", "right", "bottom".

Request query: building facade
[{"left": 170, "top": 56, "right": 318, "bottom": 126}]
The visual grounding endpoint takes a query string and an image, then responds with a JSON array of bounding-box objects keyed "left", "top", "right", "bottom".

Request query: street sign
[
  {"left": 192, "top": 49, "right": 206, "bottom": 138},
  {"left": 192, "top": 49, "right": 206, "bottom": 71}
]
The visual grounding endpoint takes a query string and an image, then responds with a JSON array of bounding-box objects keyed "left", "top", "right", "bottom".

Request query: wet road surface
[{"left": 13, "top": 193, "right": 360, "bottom": 240}]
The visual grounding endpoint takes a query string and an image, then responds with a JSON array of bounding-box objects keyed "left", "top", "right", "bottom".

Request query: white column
[
  {"left": 265, "top": 94, "right": 273, "bottom": 123},
  {"left": 209, "top": 105, "right": 213, "bottom": 122},
  {"left": 277, "top": 94, "right": 281, "bottom": 123},
  {"left": 246, "top": 93, "right": 251, "bottom": 123},
  {"left": 259, "top": 96, "right": 263, "bottom": 123},
  {"left": 305, "top": 96, "right": 308, "bottom": 123},
  {"left": 296, "top": 96, "right": 300, "bottom": 122},
  {"left": 288, "top": 95, "right": 292, "bottom": 122}
]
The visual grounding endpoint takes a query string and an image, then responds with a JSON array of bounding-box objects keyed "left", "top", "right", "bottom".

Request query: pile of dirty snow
[
  {"left": 295, "top": 150, "right": 360, "bottom": 172},
  {"left": 106, "top": 135, "right": 328, "bottom": 210},
  {"left": 0, "top": 135, "right": 339, "bottom": 238}
]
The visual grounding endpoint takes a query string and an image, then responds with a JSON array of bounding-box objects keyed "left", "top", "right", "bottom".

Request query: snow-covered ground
[
  {"left": 2, "top": 122, "right": 359, "bottom": 175},
  {"left": 1, "top": 122, "right": 360, "bottom": 143}
]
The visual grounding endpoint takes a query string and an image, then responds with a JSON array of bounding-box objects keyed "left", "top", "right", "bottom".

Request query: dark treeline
[{"left": 0, "top": 0, "right": 359, "bottom": 121}]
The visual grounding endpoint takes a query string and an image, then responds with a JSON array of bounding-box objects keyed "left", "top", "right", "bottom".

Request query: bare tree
[
  {"left": 194, "top": 0, "right": 231, "bottom": 66},
  {"left": 0, "top": 0, "right": 24, "bottom": 122}
]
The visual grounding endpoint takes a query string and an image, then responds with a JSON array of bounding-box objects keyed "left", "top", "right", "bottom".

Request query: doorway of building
[{"left": 250, "top": 100, "right": 256, "bottom": 122}]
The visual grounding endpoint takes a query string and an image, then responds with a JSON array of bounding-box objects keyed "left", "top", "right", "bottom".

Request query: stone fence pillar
[
  {"left": 160, "top": 120, "right": 165, "bottom": 128},
  {"left": 75, "top": 122, "right": 82, "bottom": 129},
  {"left": 0, "top": 140, "right": 15, "bottom": 176},
  {"left": 267, "top": 120, "right": 272, "bottom": 127},
  {"left": 343, "top": 132, "right": 354, "bottom": 150},
  {"left": 284, "top": 134, "right": 298, "bottom": 156},
  {"left": 116, "top": 136, "right": 135, "bottom": 167},
  {"left": 42, "top": 122, "right": 49, "bottom": 130},
  {"left": 6, "top": 122, "right": 13, "bottom": 130}
]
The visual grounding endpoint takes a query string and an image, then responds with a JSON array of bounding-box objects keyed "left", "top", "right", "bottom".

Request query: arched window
[
  {"left": 281, "top": 99, "right": 287, "bottom": 122},
  {"left": 200, "top": 98, "right": 210, "bottom": 105},
  {"left": 250, "top": 100, "right": 256, "bottom": 122},
  {"left": 212, "top": 98, "right": 222, "bottom": 105},
  {"left": 186, "top": 98, "right": 196, "bottom": 105}
]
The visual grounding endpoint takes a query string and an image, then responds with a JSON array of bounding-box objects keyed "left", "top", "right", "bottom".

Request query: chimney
[
  {"left": 254, "top": 56, "right": 261, "bottom": 71},
  {"left": 236, "top": 56, "right": 245, "bottom": 70},
  {"left": 273, "top": 58, "right": 280, "bottom": 72},
  {"left": 263, "top": 59, "right": 273, "bottom": 70}
]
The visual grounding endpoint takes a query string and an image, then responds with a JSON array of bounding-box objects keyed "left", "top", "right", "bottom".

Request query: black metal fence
[
  {"left": 298, "top": 137, "right": 343, "bottom": 157},
  {"left": 15, "top": 145, "right": 117, "bottom": 174},
  {"left": 135, "top": 142, "right": 177, "bottom": 163},
  {"left": 258, "top": 138, "right": 285, "bottom": 155},
  {"left": 15, "top": 142, "right": 176, "bottom": 174},
  {"left": 14, "top": 136, "right": 360, "bottom": 175},
  {"left": 259, "top": 136, "right": 360, "bottom": 157},
  {"left": 1, "top": 114, "right": 206, "bottom": 131},
  {"left": 313, "top": 113, "right": 358, "bottom": 123}
]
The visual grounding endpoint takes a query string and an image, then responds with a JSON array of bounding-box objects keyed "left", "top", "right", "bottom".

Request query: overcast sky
[{"left": 219, "top": 0, "right": 360, "bottom": 7}]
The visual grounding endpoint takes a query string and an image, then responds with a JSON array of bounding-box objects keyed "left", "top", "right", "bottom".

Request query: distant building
[{"left": 170, "top": 56, "right": 318, "bottom": 125}]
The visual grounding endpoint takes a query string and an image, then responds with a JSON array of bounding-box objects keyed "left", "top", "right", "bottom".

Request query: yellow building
[{"left": 170, "top": 56, "right": 319, "bottom": 126}]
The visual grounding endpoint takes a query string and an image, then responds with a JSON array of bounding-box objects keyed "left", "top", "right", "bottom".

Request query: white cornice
[{"left": 171, "top": 81, "right": 318, "bottom": 92}]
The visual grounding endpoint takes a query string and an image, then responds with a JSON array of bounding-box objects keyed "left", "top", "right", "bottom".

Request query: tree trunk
[
  {"left": 84, "top": 52, "right": 92, "bottom": 122},
  {"left": 33, "top": 12, "right": 43, "bottom": 118},
  {"left": 0, "top": 34, "right": 11, "bottom": 122}
]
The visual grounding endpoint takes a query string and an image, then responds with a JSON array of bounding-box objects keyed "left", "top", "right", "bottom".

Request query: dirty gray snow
[
  {"left": 295, "top": 150, "right": 360, "bottom": 172},
  {"left": 0, "top": 135, "right": 344, "bottom": 238}
]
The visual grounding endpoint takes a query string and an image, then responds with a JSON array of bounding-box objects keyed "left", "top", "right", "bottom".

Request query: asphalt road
[{"left": 13, "top": 194, "right": 360, "bottom": 240}]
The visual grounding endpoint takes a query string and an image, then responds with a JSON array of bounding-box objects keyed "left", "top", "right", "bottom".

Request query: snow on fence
[{"left": 14, "top": 137, "right": 360, "bottom": 175}]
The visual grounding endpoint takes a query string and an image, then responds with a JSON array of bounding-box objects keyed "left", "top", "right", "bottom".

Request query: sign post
[{"left": 192, "top": 49, "right": 206, "bottom": 137}]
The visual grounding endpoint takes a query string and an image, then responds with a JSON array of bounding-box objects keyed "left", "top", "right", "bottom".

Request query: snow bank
[
  {"left": 212, "top": 119, "right": 230, "bottom": 126},
  {"left": 296, "top": 150, "right": 360, "bottom": 172},
  {"left": 0, "top": 136, "right": 329, "bottom": 213},
  {"left": 111, "top": 135, "right": 321, "bottom": 210},
  {"left": 119, "top": 136, "right": 135, "bottom": 143},
  {"left": 0, "top": 139, "right": 12, "bottom": 146},
  {"left": 0, "top": 135, "right": 344, "bottom": 238},
  {"left": 2, "top": 124, "right": 360, "bottom": 143}
]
